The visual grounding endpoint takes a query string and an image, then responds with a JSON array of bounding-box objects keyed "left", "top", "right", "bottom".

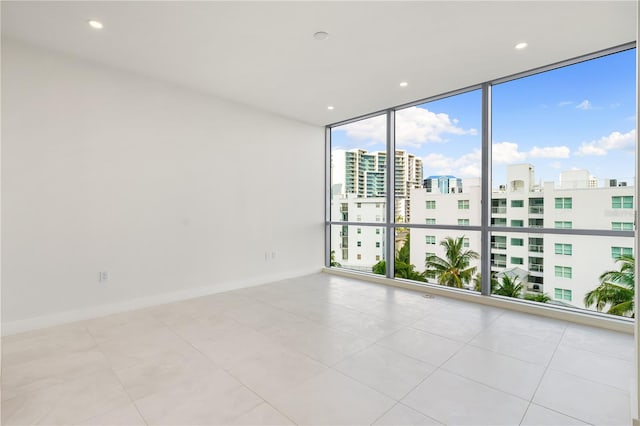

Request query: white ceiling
[{"left": 2, "top": 1, "right": 637, "bottom": 126}]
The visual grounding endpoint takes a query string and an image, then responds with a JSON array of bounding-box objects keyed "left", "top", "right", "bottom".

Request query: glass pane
[
  {"left": 330, "top": 225, "right": 386, "bottom": 273},
  {"left": 490, "top": 232, "right": 634, "bottom": 317},
  {"left": 492, "top": 49, "right": 636, "bottom": 230},
  {"left": 330, "top": 115, "right": 387, "bottom": 222},
  {"left": 393, "top": 228, "right": 481, "bottom": 292},
  {"left": 397, "top": 90, "right": 481, "bottom": 225}
]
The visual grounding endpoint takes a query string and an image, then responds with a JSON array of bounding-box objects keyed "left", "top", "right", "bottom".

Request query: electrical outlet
[{"left": 99, "top": 271, "right": 109, "bottom": 282}]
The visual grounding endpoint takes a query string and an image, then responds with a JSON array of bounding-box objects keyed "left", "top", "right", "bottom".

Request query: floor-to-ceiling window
[
  {"left": 395, "top": 89, "right": 482, "bottom": 292},
  {"left": 490, "top": 49, "right": 636, "bottom": 314},
  {"left": 327, "top": 44, "right": 636, "bottom": 319},
  {"left": 330, "top": 114, "right": 388, "bottom": 273}
]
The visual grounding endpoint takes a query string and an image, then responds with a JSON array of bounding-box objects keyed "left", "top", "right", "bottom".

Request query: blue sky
[{"left": 332, "top": 48, "right": 636, "bottom": 187}]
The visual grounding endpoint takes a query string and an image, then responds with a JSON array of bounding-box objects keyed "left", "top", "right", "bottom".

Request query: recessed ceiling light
[
  {"left": 88, "top": 20, "right": 104, "bottom": 29},
  {"left": 327, "top": 106, "right": 335, "bottom": 110},
  {"left": 515, "top": 42, "right": 528, "bottom": 50},
  {"left": 400, "top": 81, "right": 409, "bottom": 87},
  {"left": 314, "top": 31, "right": 329, "bottom": 41}
]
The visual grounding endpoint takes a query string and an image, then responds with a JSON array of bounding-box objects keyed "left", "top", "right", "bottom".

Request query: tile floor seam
[
  {"left": 229, "top": 400, "right": 299, "bottom": 426},
  {"left": 524, "top": 402, "right": 598, "bottom": 426},
  {"left": 561, "top": 341, "right": 634, "bottom": 363},
  {"left": 464, "top": 339, "right": 558, "bottom": 367},
  {"left": 395, "top": 401, "right": 446, "bottom": 426},
  {"left": 368, "top": 401, "right": 402, "bottom": 426},
  {"left": 253, "top": 319, "right": 379, "bottom": 369},
  {"left": 327, "top": 351, "right": 433, "bottom": 404},
  {"left": 159, "top": 307, "right": 330, "bottom": 425},
  {"left": 78, "top": 329, "right": 149, "bottom": 426},
  {"left": 218, "top": 296, "right": 384, "bottom": 356},
  {"left": 300, "top": 319, "right": 399, "bottom": 344},
  {"left": 374, "top": 331, "right": 463, "bottom": 368},
  {"left": 404, "top": 325, "right": 468, "bottom": 346},
  {"left": 222, "top": 354, "right": 327, "bottom": 421},
  {"left": 519, "top": 323, "right": 570, "bottom": 425},
  {"left": 220, "top": 388, "right": 271, "bottom": 425},
  {"left": 435, "top": 364, "right": 531, "bottom": 404},
  {"left": 388, "top": 334, "right": 474, "bottom": 424},
  {"left": 328, "top": 367, "right": 402, "bottom": 404},
  {"left": 546, "top": 365, "right": 633, "bottom": 395},
  {"left": 396, "top": 367, "right": 449, "bottom": 425},
  {"left": 397, "top": 363, "right": 441, "bottom": 397}
]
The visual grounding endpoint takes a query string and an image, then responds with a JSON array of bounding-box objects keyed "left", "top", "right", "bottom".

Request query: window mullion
[
  {"left": 386, "top": 110, "right": 396, "bottom": 278},
  {"left": 481, "top": 82, "right": 492, "bottom": 295}
]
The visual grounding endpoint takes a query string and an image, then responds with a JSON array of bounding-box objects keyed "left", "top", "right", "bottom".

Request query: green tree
[
  {"left": 329, "top": 250, "right": 342, "bottom": 267},
  {"left": 472, "top": 273, "right": 498, "bottom": 293},
  {"left": 584, "top": 255, "right": 635, "bottom": 317},
  {"left": 372, "top": 260, "right": 386, "bottom": 275},
  {"left": 493, "top": 275, "right": 523, "bottom": 298},
  {"left": 372, "top": 234, "right": 426, "bottom": 282},
  {"left": 524, "top": 293, "right": 551, "bottom": 303},
  {"left": 425, "top": 236, "right": 479, "bottom": 288}
]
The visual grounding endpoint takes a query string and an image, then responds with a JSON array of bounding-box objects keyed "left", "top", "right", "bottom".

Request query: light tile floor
[{"left": 1, "top": 273, "right": 634, "bottom": 425}]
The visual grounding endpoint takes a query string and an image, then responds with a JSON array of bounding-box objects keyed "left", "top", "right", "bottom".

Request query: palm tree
[
  {"left": 425, "top": 236, "right": 479, "bottom": 288},
  {"left": 493, "top": 275, "right": 523, "bottom": 298},
  {"left": 472, "top": 273, "right": 498, "bottom": 293},
  {"left": 372, "top": 234, "right": 426, "bottom": 282},
  {"left": 524, "top": 293, "right": 551, "bottom": 303},
  {"left": 584, "top": 255, "right": 635, "bottom": 317}
]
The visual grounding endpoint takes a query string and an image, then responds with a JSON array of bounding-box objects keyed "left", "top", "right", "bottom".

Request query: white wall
[{"left": 1, "top": 39, "right": 324, "bottom": 334}]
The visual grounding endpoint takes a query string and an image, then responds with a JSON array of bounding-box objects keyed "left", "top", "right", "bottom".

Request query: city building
[
  {"left": 409, "top": 164, "right": 634, "bottom": 309},
  {"left": 332, "top": 149, "right": 422, "bottom": 222},
  {"left": 330, "top": 194, "right": 386, "bottom": 271}
]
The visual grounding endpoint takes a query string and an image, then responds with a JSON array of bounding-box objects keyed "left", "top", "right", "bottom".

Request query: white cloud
[
  {"left": 422, "top": 149, "right": 481, "bottom": 178},
  {"left": 576, "top": 100, "right": 592, "bottom": 110},
  {"left": 492, "top": 142, "right": 527, "bottom": 164},
  {"left": 335, "top": 107, "right": 476, "bottom": 147},
  {"left": 576, "top": 129, "right": 636, "bottom": 156},
  {"left": 396, "top": 107, "right": 477, "bottom": 147},
  {"left": 422, "top": 141, "right": 572, "bottom": 178},
  {"left": 492, "top": 142, "right": 571, "bottom": 164},
  {"left": 557, "top": 101, "right": 573, "bottom": 107},
  {"left": 336, "top": 114, "right": 387, "bottom": 144},
  {"left": 528, "top": 146, "right": 570, "bottom": 159}
]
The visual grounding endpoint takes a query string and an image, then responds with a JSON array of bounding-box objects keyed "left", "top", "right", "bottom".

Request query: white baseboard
[{"left": 2, "top": 268, "right": 321, "bottom": 336}]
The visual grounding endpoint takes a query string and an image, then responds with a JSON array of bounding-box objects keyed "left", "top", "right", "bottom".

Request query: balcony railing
[
  {"left": 528, "top": 245, "right": 544, "bottom": 253},
  {"left": 491, "top": 207, "right": 507, "bottom": 214},
  {"left": 491, "top": 243, "right": 507, "bottom": 250},
  {"left": 529, "top": 206, "right": 544, "bottom": 214},
  {"left": 529, "top": 264, "right": 544, "bottom": 272},
  {"left": 491, "top": 261, "right": 507, "bottom": 268}
]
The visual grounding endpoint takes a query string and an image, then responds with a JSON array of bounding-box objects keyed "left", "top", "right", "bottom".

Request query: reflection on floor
[{"left": 1, "top": 273, "right": 634, "bottom": 425}]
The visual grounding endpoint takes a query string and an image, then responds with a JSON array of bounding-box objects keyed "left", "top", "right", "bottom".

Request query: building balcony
[
  {"left": 491, "top": 207, "right": 507, "bottom": 214},
  {"left": 528, "top": 264, "right": 544, "bottom": 273},
  {"left": 528, "top": 245, "right": 544, "bottom": 253},
  {"left": 529, "top": 206, "right": 544, "bottom": 214}
]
